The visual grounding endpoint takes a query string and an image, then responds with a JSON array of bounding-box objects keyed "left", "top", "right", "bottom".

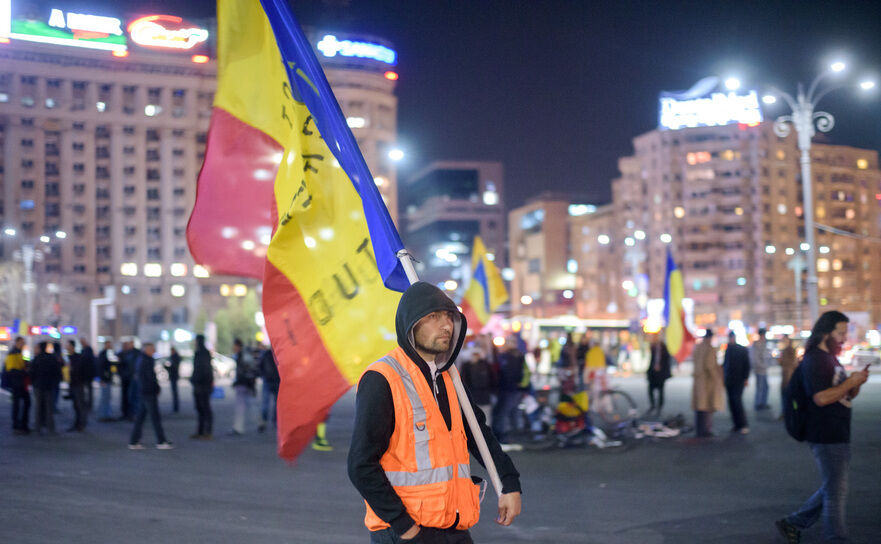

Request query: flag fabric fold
[
  {"left": 192, "top": 0, "right": 406, "bottom": 461},
  {"left": 460, "top": 236, "right": 508, "bottom": 332},
  {"left": 664, "top": 248, "right": 695, "bottom": 362}
]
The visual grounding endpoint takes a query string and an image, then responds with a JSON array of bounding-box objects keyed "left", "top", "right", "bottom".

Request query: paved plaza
[{"left": 2, "top": 372, "right": 879, "bottom": 543}]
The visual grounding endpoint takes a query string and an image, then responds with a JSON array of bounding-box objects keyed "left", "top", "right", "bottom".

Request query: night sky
[{"left": 98, "top": 0, "right": 881, "bottom": 208}]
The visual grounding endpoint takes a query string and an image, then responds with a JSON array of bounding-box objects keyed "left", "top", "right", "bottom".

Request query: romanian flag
[
  {"left": 663, "top": 248, "right": 695, "bottom": 363},
  {"left": 460, "top": 236, "right": 508, "bottom": 332},
  {"left": 188, "top": 0, "right": 408, "bottom": 460}
]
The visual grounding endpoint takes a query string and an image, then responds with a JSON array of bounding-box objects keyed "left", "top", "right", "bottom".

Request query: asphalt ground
[{"left": 1, "top": 371, "right": 879, "bottom": 543}]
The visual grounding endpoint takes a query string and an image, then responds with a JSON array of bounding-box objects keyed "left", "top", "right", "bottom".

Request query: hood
[{"left": 395, "top": 281, "right": 467, "bottom": 372}]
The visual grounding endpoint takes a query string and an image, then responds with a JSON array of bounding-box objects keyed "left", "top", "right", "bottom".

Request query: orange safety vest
[{"left": 362, "top": 346, "right": 481, "bottom": 532}]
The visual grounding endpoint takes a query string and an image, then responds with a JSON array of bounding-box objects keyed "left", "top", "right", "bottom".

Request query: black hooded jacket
[{"left": 347, "top": 282, "right": 521, "bottom": 536}]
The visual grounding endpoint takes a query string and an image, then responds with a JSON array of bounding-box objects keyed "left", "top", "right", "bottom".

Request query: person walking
[
  {"left": 4, "top": 337, "right": 31, "bottom": 434},
  {"left": 723, "top": 331, "right": 751, "bottom": 434},
  {"left": 752, "top": 328, "right": 771, "bottom": 410},
  {"left": 460, "top": 348, "right": 496, "bottom": 427},
  {"left": 646, "top": 333, "right": 672, "bottom": 416},
  {"left": 79, "top": 338, "right": 97, "bottom": 411},
  {"left": 691, "top": 329, "right": 725, "bottom": 437},
  {"left": 189, "top": 334, "right": 214, "bottom": 440},
  {"left": 51, "top": 341, "right": 64, "bottom": 415},
  {"left": 492, "top": 337, "right": 526, "bottom": 444},
  {"left": 348, "top": 281, "right": 521, "bottom": 543},
  {"left": 117, "top": 340, "right": 135, "bottom": 420},
  {"left": 257, "top": 347, "right": 280, "bottom": 433},
  {"left": 128, "top": 343, "right": 173, "bottom": 450},
  {"left": 65, "top": 340, "right": 88, "bottom": 432},
  {"left": 165, "top": 346, "right": 181, "bottom": 413},
  {"left": 229, "top": 338, "right": 257, "bottom": 435},
  {"left": 30, "top": 341, "right": 62, "bottom": 435},
  {"left": 96, "top": 340, "right": 115, "bottom": 421},
  {"left": 778, "top": 335, "right": 799, "bottom": 418},
  {"left": 776, "top": 311, "right": 868, "bottom": 544}
]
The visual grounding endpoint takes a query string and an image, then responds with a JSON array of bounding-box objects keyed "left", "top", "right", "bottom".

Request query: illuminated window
[
  {"left": 120, "top": 262, "right": 137, "bottom": 276},
  {"left": 734, "top": 207, "right": 744, "bottom": 216},
  {"left": 816, "top": 206, "right": 825, "bottom": 219},
  {"left": 776, "top": 149, "right": 785, "bottom": 160},
  {"left": 170, "top": 284, "right": 186, "bottom": 297},
  {"left": 832, "top": 276, "right": 843, "bottom": 289},
  {"left": 220, "top": 284, "right": 231, "bottom": 296},
  {"left": 193, "top": 265, "right": 210, "bottom": 278},
  {"left": 721, "top": 149, "right": 734, "bottom": 161},
  {"left": 170, "top": 263, "right": 188, "bottom": 277},
  {"left": 832, "top": 259, "right": 842, "bottom": 271},
  {"left": 856, "top": 159, "right": 868, "bottom": 169},
  {"left": 777, "top": 203, "right": 787, "bottom": 215},
  {"left": 817, "top": 259, "right": 830, "bottom": 272},
  {"left": 233, "top": 284, "right": 248, "bottom": 296},
  {"left": 845, "top": 209, "right": 855, "bottom": 219},
  {"left": 144, "top": 263, "right": 162, "bottom": 277},
  {"left": 674, "top": 206, "right": 686, "bottom": 219},
  {"left": 686, "top": 152, "right": 711, "bottom": 165}
]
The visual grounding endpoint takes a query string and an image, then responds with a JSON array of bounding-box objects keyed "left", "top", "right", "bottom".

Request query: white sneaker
[
  {"left": 128, "top": 443, "right": 146, "bottom": 450},
  {"left": 156, "top": 442, "right": 175, "bottom": 450},
  {"left": 500, "top": 443, "right": 523, "bottom": 452}
]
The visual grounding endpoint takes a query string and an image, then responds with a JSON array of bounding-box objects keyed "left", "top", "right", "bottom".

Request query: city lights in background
[
  {"left": 660, "top": 233, "right": 673, "bottom": 244},
  {"left": 388, "top": 148, "right": 404, "bottom": 161},
  {"left": 520, "top": 295, "right": 533, "bottom": 305}
]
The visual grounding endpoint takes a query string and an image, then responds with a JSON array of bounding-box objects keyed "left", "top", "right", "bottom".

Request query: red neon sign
[{"left": 127, "top": 15, "right": 209, "bottom": 50}]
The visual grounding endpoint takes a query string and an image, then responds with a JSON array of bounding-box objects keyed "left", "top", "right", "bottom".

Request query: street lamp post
[{"left": 765, "top": 63, "right": 875, "bottom": 325}]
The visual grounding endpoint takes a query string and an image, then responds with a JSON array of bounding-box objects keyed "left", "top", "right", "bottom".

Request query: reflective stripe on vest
[
  {"left": 380, "top": 356, "right": 432, "bottom": 471},
  {"left": 384, "top": 463, "right": 472, "bottom": 487}
]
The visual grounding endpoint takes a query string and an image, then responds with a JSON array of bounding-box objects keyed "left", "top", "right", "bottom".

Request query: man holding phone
[{"left": 776, "top": 311, "right": 869, "bottom": 543}]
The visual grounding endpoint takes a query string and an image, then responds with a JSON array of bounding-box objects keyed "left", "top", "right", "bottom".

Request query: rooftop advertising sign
[
  {"left": 316, "top": 34, "right": 396, "bottom": 65},
  {"left": 127, "top": 15, "right": 208, "bottom": 50},
  {"left": 0, "top": 3, "right": 126, "bottom": 52},
  {"left": 658, "top": 77, "right": 763, "bottom": 130}
]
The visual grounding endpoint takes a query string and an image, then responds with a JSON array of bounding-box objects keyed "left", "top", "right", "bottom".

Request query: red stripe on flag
[
  {"left": 187, "top": 107, "right": 280, "bottom": 279},
  {"left": 459, "top": 299, "right": 484, "bottom": 334},
  {"left": 674, "top": 311, "right": 695, "bottom": 362},
  {"left": 263, "top": 258, "right": 351, "bottom": 461}
]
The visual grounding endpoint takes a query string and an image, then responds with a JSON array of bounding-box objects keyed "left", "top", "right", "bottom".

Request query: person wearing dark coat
[
  {"left": 66, "top": 340, "right": 88, "bottom": 431},
  {"left": 30, "top": 341, "right": 62, "bottom": 434},
  {"left": 128, "top": 343, "right": 172, "bottom": 449},
  {"left": 258, "top": 347, "right": 280, "bottom": 432},
  {"left": 165, "top": 347, "right": 182, "bottom": 413},
  {"left": 96, "top": 341, "right": 115, "bottom": 421},
  {"left": 646, "top": 333, "right": 672, "bottom": 415},
  {"left": 117, "top": 341, "right": 135, "bottom": 420},
  {"left": 461, "top": 349, "right": 496, "bottom": 427},
  {"left": 4, "top": 337, "right": 31, "bottom": 434},
  {"left": 189, "top": 334, "right": 214, "bottom": 439},
  {"left": 79, "top": 338, "right": 97, "bottom": 411},
  {"left": 723, "top": 331, "right": 752, "bottom": 434}
]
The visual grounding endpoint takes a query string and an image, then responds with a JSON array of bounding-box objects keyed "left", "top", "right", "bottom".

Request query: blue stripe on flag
[{"left": 258, "top": 0, "right": 409, "bottom": 292}]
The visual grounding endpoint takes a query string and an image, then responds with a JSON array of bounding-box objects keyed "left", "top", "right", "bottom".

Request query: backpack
[{"left": 783, "top": 363, "right": 810, "bottom": 441}]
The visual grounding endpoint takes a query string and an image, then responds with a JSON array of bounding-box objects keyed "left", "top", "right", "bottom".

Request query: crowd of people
[{"left": 1, "top": 334, "right": 293, "bottom": 450}]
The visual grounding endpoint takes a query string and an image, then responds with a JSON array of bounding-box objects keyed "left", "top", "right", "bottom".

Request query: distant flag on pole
[
  {"left": 460, "top": 236, "right": 508, "bottom": 332},
  {"left": 663, "top": 248, "right": 695, "bottom": 362},
  {"left": 189, "top": 0, "right": 408, "bottom": 461}
]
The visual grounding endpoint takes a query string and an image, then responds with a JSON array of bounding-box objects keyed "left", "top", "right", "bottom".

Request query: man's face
[
  {"left": 826, "top": 322, "right": 848, "bottom": 347},
  {"left": 15, "top": 338, "right": 25, "bottom": 350},
  {"left": 104, "top": 341, "right": 112, "bottom": 350},
  {"left": 413, "top": 311, "right": 455, "bottom": 357},
  {"left": 143, "top": 345, "right": 155, "bottom": 357}
]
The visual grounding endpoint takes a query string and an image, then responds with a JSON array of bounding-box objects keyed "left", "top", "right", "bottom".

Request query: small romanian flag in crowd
[
  {"left": 188, "top": 0, "right": 409, "bottom": 460},
  {"left": 663, "top": 248, "right": 695, "bottom": 363},
  {"left": 460, "top": 236, "right": 508, "bottom": 332}
]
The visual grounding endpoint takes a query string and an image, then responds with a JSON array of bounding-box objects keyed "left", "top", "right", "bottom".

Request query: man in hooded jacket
[{"left": 348, "top": 282, "right": 522, "bottom": 543}]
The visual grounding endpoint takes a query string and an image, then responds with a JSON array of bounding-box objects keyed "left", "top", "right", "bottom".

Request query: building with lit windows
[
  {"left": 611, "top": 122, "right": 881, "bottom": 329},
  {"left": 400, "top": 161, "right": 504, "bottom": 292},
  {"left": 507, "top": 195, "right": 577, "bottom": 318},
  {"left": 0, "top": 4, "right": 400, "bottom": 338}
]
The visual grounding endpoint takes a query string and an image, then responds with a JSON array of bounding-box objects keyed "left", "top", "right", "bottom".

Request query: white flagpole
[{"left": 396, "top": 250, "right": 503, "bottom": 498}]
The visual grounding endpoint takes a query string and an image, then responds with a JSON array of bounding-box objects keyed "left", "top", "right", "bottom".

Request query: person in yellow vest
[{"left": 348, "top": 282, "right": 522, "bottom": 543}]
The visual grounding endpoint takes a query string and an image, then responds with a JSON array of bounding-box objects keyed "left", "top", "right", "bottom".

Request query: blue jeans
[
  {"left": 491, "top": 391, "right": 521, "bottom": 442},
  {"left": 98, "top": 381, "right": 113, "bottom": 419},
  {"left": 786, "top": 442, "right": 850, "bottom": 542},
  {"left": 754, "top": 373, "right": 769, "bottom": 408},
  {"left": 261, "top": 381, "right": 278, "bottom": 424}
]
